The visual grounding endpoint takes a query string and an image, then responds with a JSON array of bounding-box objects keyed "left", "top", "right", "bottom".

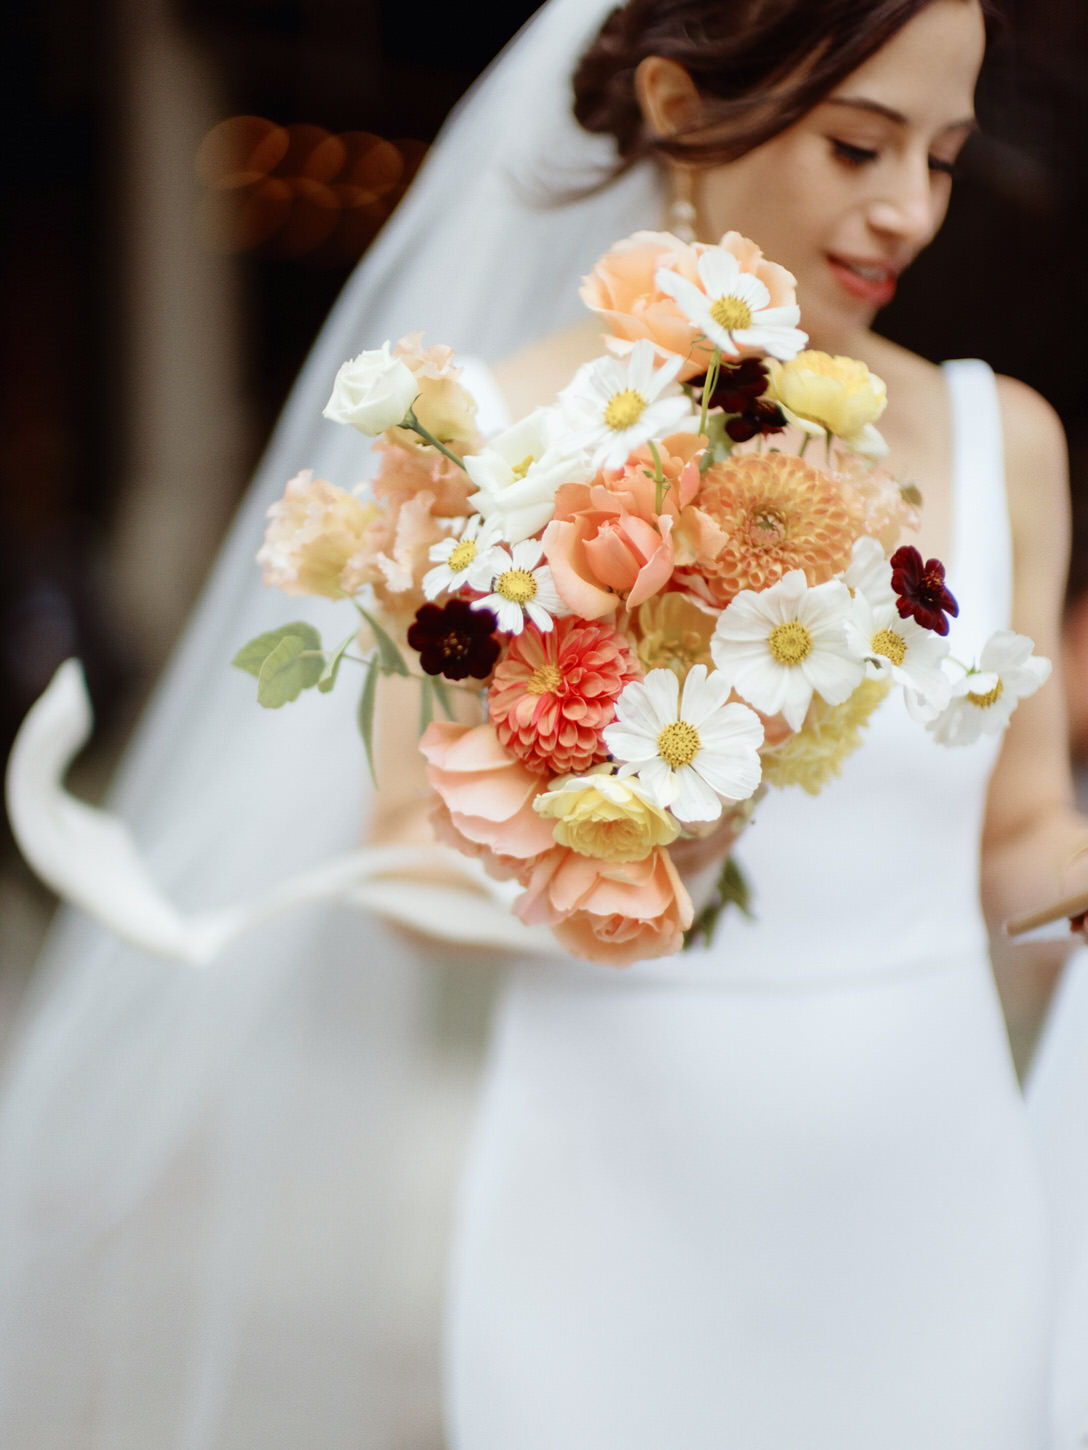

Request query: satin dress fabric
[{"left": 444, "top": 360, "right": 1054, "bottom": 1450}]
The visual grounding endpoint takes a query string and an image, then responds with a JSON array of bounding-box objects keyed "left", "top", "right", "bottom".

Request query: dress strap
[{"left": 941, "top": 358, "right": 1013, "bottom": 648}]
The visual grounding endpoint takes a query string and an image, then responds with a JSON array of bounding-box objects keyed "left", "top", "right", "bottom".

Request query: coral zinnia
[
  {"left": 684, "top": 451, "right": 856, "bottom": 607},
  {"left": 889, "top": 545, "right": 959, "bottom": 636},
  {"left": 488, "top": 617, "right": 640, "bottom": 776},
  {"left": 407, "top": 599, "right": 500, "bottom": 681}
]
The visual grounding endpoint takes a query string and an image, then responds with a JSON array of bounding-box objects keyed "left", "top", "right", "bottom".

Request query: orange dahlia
[
  {"left": 488, "top": 617, "right": 641, "bottom": 777},
  {"left": 682, "top": 451, "right": 857, "bottom": 607}
]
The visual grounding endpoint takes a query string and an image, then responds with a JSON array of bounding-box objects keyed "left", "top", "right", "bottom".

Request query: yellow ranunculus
[
  {"left": 766, "top": 350, "right": 887, "bottom": 446},
  {"left": 760, "top": 678, "right": 890, "bottom": 795},
  {"left": 534, "top": 769, "right": 680, "bottom": 863}
]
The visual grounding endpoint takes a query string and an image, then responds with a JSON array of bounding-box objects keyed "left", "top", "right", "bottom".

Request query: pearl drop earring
[{"left": 667, "top": 168, "right": 698, "bottom": 242}]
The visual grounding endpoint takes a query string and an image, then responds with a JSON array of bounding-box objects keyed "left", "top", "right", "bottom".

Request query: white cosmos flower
[
  {"left": 602, "top": 664, "right": 764, "bottom": 824},
  {"left": 844, "top": 591, "right": 951, "bottom": 714},
  {"left": 655, "top": 249, "right": 808, "bottom": 362},
  {"left": 465, "top": 407, "right": 593, "bottom": 544},
  {"left": 710, "top": 569, "right": 864, "bottom": 732},
  {"left": 422, "top": 514, "right": 505, "bottom": 600},
  {"left": 470, "top": 539, "right": 568, "bottom": 634},
  {"left": 559, "top": 339, "right": 694, "bottom": 470},
  {"left": 925, "top": 630, "right": 1051, "bottom": 747},
  {"left": 844, "top": 536, "right": 896, "bottom": 610}
]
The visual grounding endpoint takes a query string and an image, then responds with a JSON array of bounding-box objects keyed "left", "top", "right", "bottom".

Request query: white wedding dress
[{"left": 444, "top": 359, "right": 1053, "bottom": 1449}]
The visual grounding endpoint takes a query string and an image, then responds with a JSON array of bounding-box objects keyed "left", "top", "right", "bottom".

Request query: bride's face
[{"left": 692, "top": 0, "right": 986, "bottom": 343}]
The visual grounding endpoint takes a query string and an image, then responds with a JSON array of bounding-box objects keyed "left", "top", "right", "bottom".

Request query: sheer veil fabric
[{"left": 0, "top": 1, "right": 664, "bottom": 1444}]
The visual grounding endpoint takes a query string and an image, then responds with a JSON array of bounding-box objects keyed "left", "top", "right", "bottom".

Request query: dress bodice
[{"left": 460, "top": 357, "right": 1012, "bottom": 987}]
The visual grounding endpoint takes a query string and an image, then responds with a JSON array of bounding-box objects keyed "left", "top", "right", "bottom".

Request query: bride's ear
[{"left": 634, "top": 55, "right": 704, "bottom": 138}]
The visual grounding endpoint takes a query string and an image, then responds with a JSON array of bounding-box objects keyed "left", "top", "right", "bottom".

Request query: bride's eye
[
  {"left": 928, "top": 155, "right": 959, "bottom": 178},
  {"left": 830, "top": 138, "right": 878, "bottom": 167}
]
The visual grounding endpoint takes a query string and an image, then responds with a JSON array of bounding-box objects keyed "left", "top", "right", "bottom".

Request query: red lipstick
[{"left": 827, "top": 255, "right": 899, "bottom": 308}]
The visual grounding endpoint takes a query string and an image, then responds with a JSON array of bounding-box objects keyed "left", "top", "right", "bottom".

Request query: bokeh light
[{"left": 195, "top": 116, "right": 427, "bottom": 263}]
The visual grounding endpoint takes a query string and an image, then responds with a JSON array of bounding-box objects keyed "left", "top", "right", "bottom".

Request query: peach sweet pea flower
[
  {"left": 392, "top": 331, "right": 478, "bottom": 443},
  {"left": 542, "top": 433, "right": 707, "bottom": 618},
  {"left": 582, "top": 230, "right": 799, "bottom": 382},
  {"left": 371, "top": 434, "right": 475, "bottom": 518},
  {"left": 340, "top": 489, "right": 448, "bottom": 625},
  {"left": 258, "top": 469, "right": 377, "bottom": 599},
  {"left": 515, "top": 845, "right": 693, "bottom": 967},
  {"left": 420, "top": 721, "right": 556, "bottom": 882}
]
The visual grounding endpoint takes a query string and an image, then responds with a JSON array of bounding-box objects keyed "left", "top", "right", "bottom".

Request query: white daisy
[
  {"left": 422, "top": 515, "right": 505, "bottom": 600},
  {"left": 925, "top": 630, "right": 1051, "bottom": 747},
  {"left": 655, "top": 249, "right": 808, "bottom": 361},
  {"left": 470, "top": 539, "right": 568, "bottom": 634},
  {"left": 710, "top": 569, "right": 864, "bottom": 732},
  {"left": 844, "top": 591, "right": 951, "bottom": 715},
  {"left": 844, "top": 536, "right": 896, "bottom": 610},
  {"left": 602, "top": 664, "right": 764, "bottom": 824},
  {"left": 558, "top": 339, "right": 694, "bottom": 470},
  {"left": 465, "top": 407, "right": 593, "bottom": 544}
]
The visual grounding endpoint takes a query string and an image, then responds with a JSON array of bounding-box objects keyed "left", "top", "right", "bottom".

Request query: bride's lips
[{"left": 827, "top": 255, "right": 900, "bottom": 307}]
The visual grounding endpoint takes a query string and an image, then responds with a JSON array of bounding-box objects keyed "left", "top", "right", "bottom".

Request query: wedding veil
[{"left": 0, "top": 0, "right": 663, "bottom": 1444}]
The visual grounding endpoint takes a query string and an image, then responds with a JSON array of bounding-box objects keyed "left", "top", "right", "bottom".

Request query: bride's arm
[{"left": 980, "top": 377, "right": 1088, "bottom": 949}]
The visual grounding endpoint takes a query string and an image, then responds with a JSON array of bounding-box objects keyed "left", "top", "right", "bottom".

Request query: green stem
[
  {"left": 648, "top": 439, "right": 667, "bottom": 513},
  {"left": 698, "top": 348, "right": 722, "bottom": 438},
  {"left": 404, "top": 408, "right": 468, "bottom": 471}
]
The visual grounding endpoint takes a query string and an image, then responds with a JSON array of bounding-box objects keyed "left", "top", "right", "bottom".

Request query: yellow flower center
[
  {"left": 604, "top": 389, "right": 647, "bottom": 431},
  {"left": 967, "top": 679, "right": 1003, "bottom": 709},
  {"left": 768, "top": 620, "right": 812, "bottom": 666},
  {"left": 871, "top": 628, "right": 907, "bottom": 666},
  {"left": 495, "top": 568, "right": 537, "bottom": 605},
  {"left": 511, "top": 454, "right": 535, "bottom": 480},
  {"left": 447, "top": 538, "right": 477, "bottom": 573},
  {"left": 527, "top": 663, "right": 561, "bottom": 695},
  {"left": 657, "top": 720, "right": 701, "bottom": 768},
  {"left": 710, "top": 296, "right": 754, "bottom": 331}
]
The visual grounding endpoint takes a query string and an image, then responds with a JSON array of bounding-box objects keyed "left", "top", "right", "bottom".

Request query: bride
[{"left": 2, "top": 0, "right": 1085, "bottom": 1445}]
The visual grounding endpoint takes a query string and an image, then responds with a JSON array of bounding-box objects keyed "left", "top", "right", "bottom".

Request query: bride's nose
[{"left": 865, "top": 155, "right": 941, "bottom": 247}]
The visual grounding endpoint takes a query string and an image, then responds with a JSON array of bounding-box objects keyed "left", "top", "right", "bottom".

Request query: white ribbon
[{"left": 6, "top": 660, "right": 558, "bottom": 966}]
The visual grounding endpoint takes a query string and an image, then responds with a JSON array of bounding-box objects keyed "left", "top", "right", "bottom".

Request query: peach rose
[
  {"left": 542, "top": 433, "right": 712, "bottom": 617},
  {"left": 516, "top": 845, "right": 693, "bottom": 967},
  {"left": 582, "top": 230, "right": 798, "bottom": 382},
  {"left": 420, "top": 721, "right": 556, "bottom": 881},
  {"left": 257, "top": 469, "right": 377, "bottom": 599}
]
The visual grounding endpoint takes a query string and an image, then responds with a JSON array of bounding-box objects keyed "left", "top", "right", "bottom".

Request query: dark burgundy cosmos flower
[
  {"left": 889, "top": 545, "right": 959, "bottom": 636},
  {"left": 704, "top": 357, "right": 769, "bottom": 413},
  {"left": 407, "top": 599, "right": 501, "bottom": 680},
  {"left": 725, "top": 399, "right": 787, "bottom": 443}
]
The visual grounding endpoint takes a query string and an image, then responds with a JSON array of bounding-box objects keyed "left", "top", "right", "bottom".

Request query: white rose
[
  {"left": 465, "top": 407, "right": 593, "bottom": 544},
  {"left": 322, "top": 342, "right": 419, "bottom": 436}
]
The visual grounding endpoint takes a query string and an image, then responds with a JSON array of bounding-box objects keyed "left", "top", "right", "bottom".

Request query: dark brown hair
[{"left": 572, "top": 0, "right": 1001, "bottom": 178}]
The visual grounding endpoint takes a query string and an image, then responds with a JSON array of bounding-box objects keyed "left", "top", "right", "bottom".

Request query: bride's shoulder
[{"left": 490, "top": 318, "right": 604, "bottom": 420}]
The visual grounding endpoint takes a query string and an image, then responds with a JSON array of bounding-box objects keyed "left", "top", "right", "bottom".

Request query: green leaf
[
  {"left": 418, "top": 676, "right": 435, "bottom": 735},
  {"left": 256, "top": 634, "right": 324, "bottom": 707},
  {"left": 682, "top": 854, "right": 754, "bottom": 952},
  {"left": 356, "top": 606, "right": 409, "bottom": 677},
  {"left": 233, "top": 622, "right": 322, "bottom": 678},
  {"left": 356, "top": 657, "right": 380, "bottom": 785},
  {"left": 317, "top": 629, "right": 356, "bottom": 694}
]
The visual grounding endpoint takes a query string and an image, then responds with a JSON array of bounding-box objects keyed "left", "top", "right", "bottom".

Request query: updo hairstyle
[{"left": 573, "top": 0, "right": 1001, "bottom": 177}]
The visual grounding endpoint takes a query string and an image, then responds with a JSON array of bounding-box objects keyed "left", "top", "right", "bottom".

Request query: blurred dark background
[{"left": 1, "top": 0, "right": 1086, "bottom": 1053}]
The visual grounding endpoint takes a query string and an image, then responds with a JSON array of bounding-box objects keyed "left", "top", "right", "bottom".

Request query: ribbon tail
[{"left": 5, "top": 660, "right": 558, "bottom": 966}]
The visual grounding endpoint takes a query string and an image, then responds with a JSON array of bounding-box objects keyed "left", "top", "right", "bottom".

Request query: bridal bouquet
[{"left": 238, "top": 229, "right": 1050, "bottom": 965}]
